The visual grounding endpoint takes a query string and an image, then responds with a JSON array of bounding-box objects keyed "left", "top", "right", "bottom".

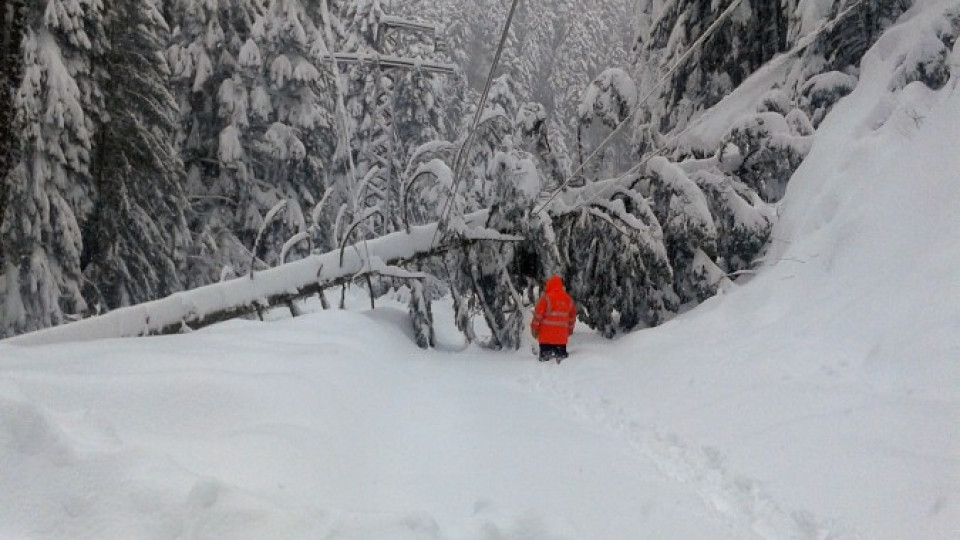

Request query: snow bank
[
  {"left": 558, "top": 3, "right": 960, "bottom": 537},
  {"left": 0, "top": 297, "right": 755, "bottom": 539}
]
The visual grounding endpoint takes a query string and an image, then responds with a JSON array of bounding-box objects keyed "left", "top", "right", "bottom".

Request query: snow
[
  {"left": 674, "top": 52, "right": 797, "bottom": 153},
  {"left": 1, "top": 3, "right": 959, "bottom": 539},
  {"left": 801, "top": 70, "right": 858, "bottom": 99},
  {"left": 217, "top": 124, "right": 244, "bottom": 164},
  {"left": 0, "top": 294, "right": 751, "bottom": 539},
  {"left": 793, "top": 0, "right": 835, "bottom": 40},
  {"left": 646, "top": 156, "right": 716, "bottom": 238},
  {"left": 577, "top": 68, "right": 637, "bottom": 125},
  {"left": 238, "top": 38, "right": 262, "bottom": 68}
]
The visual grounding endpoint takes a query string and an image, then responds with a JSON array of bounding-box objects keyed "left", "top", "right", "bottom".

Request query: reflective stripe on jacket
[{"left": 531, "top": 276, "right": 576, "bottom": 345}]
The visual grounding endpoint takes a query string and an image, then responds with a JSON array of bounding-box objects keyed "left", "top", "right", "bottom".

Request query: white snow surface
[{"left": 2, "top": 5, "right": 960, "bottom": 540}]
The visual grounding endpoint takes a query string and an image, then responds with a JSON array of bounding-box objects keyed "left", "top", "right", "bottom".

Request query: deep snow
[{"left": 2, "top": 3, "right": 959, "bottom": 539}]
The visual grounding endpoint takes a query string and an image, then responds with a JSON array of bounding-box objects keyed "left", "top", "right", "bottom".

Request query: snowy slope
[
  {"left": 554, "top": 5, "right": 960, "bottom": 537},
  {"left": 1, "top": 3, "right": 959, "bottom": 540}
]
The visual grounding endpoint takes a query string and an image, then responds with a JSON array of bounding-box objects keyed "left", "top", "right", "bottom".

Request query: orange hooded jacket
[{"left": 531, "top": 276, "right": 576, "bottom": 345}]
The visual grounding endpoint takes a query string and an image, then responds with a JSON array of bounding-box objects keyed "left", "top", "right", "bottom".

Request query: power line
[
  {"left": 431, "top": 0, "right": 524, "bottom": 247},
  {"left": 532, "top": 0, "right": 746, "bottom": 216},
  {"left": 535, "top": 0, "right": 875, "bottom": 217}
]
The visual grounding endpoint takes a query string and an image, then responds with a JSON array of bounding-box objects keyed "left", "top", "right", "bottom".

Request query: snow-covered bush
[
  {"left": 693, "top": 169, "right": 774, "bottom": 273},
  {"left": 556, "top": 184, "right": 675, "bottom": 336},
  {"left": 722, "top": 112, "right": 810, "bottom": 202},
  {"left": 640, "top": 157, "right": 721, "bottom": 304},
  {"left": 799, "top": 71, "right": 858, "bottom": 126},
  {"left": 889, "top": 19, "right": 958, "bottom": 91}
]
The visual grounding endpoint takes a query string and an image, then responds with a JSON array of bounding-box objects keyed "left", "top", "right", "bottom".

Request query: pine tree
[
  {"left": 0, "top": 0, "right": 104, "bottom": 335},
  {"left": 328, "top": 0, "right": 451, "bottom": 240},
  {"left": 636, "top": 0, "right": 795, "bottom": 135},
  {"left": 463, "top": 75, "right": 518, "bottom": 208},
  {"left": 516, "top": 101, "right": 569, "bottom": 193},
  {"left": 166, "top": 0, "right": 267, "bottom": 280},
  {"left": 452, "top": 152, "right": 545, "bottom": 350},
  {"left": 397, "top": 0, "right": 633, "bottom": 153},
  {"left": 803, "top": 0, "right": 914, "bottom": 75},
  {"left": 505, "top": 0, "right": 633, "bottom": 136},
  {"left": 242, "top": 0, "right": 338, "bottom": 261},
  {"left": 0, "top": 1, "right": 27, "bottom": 248},
  {"left": 555, "top": 182, "right": 676, "bottom": 336},
  {"left": 82, "top": 0, "right": 191, "bottom": 310}
]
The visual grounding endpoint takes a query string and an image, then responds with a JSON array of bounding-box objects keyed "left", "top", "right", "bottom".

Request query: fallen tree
[{"left": 6, "top": 213, "right": 520, "bottom": 347}]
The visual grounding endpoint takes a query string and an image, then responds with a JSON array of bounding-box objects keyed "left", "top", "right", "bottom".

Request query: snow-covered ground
[{"left": 2, "top": 4, "right": 959, "bottom": 540}]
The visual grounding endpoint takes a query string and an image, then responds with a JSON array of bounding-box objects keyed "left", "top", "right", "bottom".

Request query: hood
[{"left": 545, "top": 275, "right": 564, "bottom": 293}]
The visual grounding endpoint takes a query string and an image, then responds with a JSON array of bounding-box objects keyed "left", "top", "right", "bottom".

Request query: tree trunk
[{"left": 0, "top": 0, "right": 26, "bottom": 264}]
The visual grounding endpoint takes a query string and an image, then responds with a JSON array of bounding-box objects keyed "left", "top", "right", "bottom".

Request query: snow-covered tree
[
  {"left": 326, "top": 0, "right": 452, "bottom": 240},
  {"left": 399, "top": 141, "right": 457, "bottom": 230},
  {"left": 721, "top": 110, "right": 811, "bottom": 203},
  {"left": 167, "top": 0, "right": 341, "bottom": 276},
  {"left": 640, "top": 157, "right": 721, "bottom": 305},
  {"left": 555, "top": 181, "right": 675, "bottom": 336},
  {"left": 516, "top": 101, "right": 569, "bottom": 193},
  {"left": 0, "top": 0, "right": 104, "bottom": 336},
  {"left": 0, "top": 1, "right": 27, "bottom": 230},
  {"left": 449, "top": 148, "right": 549, "bottom": 350},
  {"left": 392, "top": 0, "right": 632, "bottom": 151},
  {"left": 166, "top": 0, "right": 266, "bottom": 279},
  {"left": 82, "top": 0, "right": 191, "bottom": 311},
  {"left": 460, "top": 75, "right": 518, "bottom": 209},
  {"left": 505, "top": 0, "right": 633, "bottom": 134},
  {"left": 241, "top": 0, "right": 338, "bottom": 261},
  {"left": 636, "top": 0, "right": 795, "bottom": 135},
  {"left": 576, "top": 67, "right": 638, "bottom": 182}
]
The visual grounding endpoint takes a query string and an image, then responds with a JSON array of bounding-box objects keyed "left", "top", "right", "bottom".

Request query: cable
[
  {"left": 536, "top": 0, "right": 873, "bottom": 217},
  {"left": 431, "top": 0, "right": 524, "bottom": 247},
  {"left": 533, "top": 0, "right": 746, "bottom": 215}
]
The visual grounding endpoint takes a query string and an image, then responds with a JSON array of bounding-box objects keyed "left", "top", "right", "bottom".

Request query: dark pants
[{"left": 539, "top": 344, "right": 568, "bottom": 362}]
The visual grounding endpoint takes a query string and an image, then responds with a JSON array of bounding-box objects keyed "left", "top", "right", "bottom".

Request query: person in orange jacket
[{"left": 531, "top": 275, "right": 577, "bottom": 362}]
